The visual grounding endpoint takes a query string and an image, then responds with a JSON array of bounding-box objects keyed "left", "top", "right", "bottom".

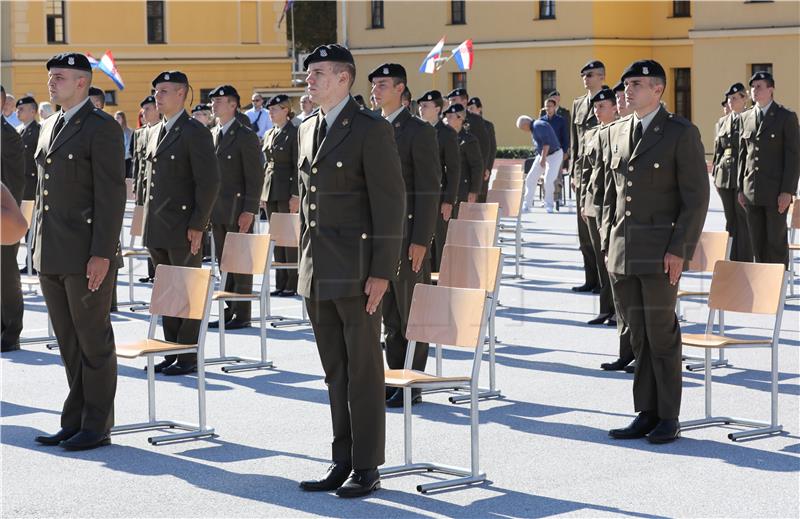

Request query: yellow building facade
[
  {"left": 1, "top": 0, "right": 295, "bottom": 122},
  {"left": 339, "top": 0, "right": 800, "bottom": 153}
]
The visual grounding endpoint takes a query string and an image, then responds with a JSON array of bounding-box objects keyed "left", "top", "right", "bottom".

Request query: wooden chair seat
[
  {"left": 21, "top": 275, "right": 40, "bottom": 285},
  {"left": 682, "top": 333, "right": 772, "bottom": 349},
  {"left": 677, "top": 289, "right": 710, "bottom": 298},
  {"left": 213, "top": 290, "right": 260, "bottom": 301},
  {"left": 116, "top": 338, "right": 197, "bottom": 358},
  {"left": 789, "top": 243, "right": 800, "bottom": 250},
  {"left": 272, "top": 261, "right": 298, "bottom": 268},
  {"left": 122, "top": 248, "right": 150, "bottom": 258},
  {"left": 385, "top": 369, "right": 470, "bottom": 387}
]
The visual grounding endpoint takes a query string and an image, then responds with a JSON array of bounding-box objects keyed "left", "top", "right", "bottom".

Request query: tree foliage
[{"left": 287, "top": 1, "right": 337, "bottom": 54}]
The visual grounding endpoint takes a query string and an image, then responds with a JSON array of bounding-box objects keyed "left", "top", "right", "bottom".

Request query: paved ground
[{"left": 2, "top": 186, "right": 799, "bottom": 518}]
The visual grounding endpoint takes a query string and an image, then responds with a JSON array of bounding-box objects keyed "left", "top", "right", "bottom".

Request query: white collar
[
  {"left": 320, "top": 95, "right": 351, "bottom": 128},
  {"left": 384, "top": 106, "right": 405, "bottom": 124},
  {"left": 60, "top": 97, "right": 91, "bottom": 123},
  {"left": 633, "top": 106, "right": 660, "bottom": 133}
]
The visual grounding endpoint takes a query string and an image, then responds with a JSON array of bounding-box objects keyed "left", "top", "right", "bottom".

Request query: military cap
[
  {"left": 580, "top": 60, "right": 605, "bottom": 74},
  {"left": 446, "top": 88, "right": 468, "bottom": 99},
  {"left": 266, "top": 94, "right": 289, "bottom": 107},
  {"left": 467, "top": 97, "right": 482, "bottom": 108},
  {"left": 590, "top": 86, "right": 616, "bottom": 105},
  {"left": 46, "top": 52, "right": 92, "bottom": 72},
  {"left": 88, "top": 86, "right": 104, "bottom": 97},
  {"left": 547, "top": 90, "right": 560, "bottom": 98},
  {"left": 191, "top": 103, "right": 210, "bottom": 114},
  {"left": 620, "top": 59, "right": 666, "bottom": 82},
  {"left": 612, "top": 81, "right": 625, "bottom": 93},
  {"left": 443, "top": 103, "right": 465, "bottom": 115},
  {"left": 140, "top": 95, "right": 156, "bottom": 107},
  {"left": 303, "top": 44, "right": 354, "bottom": 70},
  {"left": 15, "top": 96, "right": 37, "bottom": 108},
  {"left": 152, "top": 70, "right": 189, "bottom": 87},
  {"left": 749, "top": 71, "right": 774, "bottom": 86},
  {"left": 725, "top": 82, "right": 746, "bottom": 97},
  {"left": 417, "top": 90, "right": 442, "bottom": 103},
  {"left": 367, "top": 63, "right": 407, "bottom": 82},
  {"left": 208, "top": 84, "right": 239, "bottom": 100}
]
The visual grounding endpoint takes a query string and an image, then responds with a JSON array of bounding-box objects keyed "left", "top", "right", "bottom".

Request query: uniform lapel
[
  {"left": 614, "top": 115, "right": 633, "bottom": 162},
  {"left": 48, "top": 101, "right": 93, "bottom": 156},
  {"left": 392, "top": 108, "right": 410, "bottom": 138},
  {"left": 313, "top": 99, "right": 357, "bottom": 165},
  {"left": 756, "top": 103, "right": 777, "bottom": 137},
  {"left": 217, "top": 120, "right": 239, "bottom": 153},
  {"left": 630, "top": 107, "right": 668, "bottom": 163},
  {"left": 155, "top": 111, "right": 188, "bottom": 156},
  {"left": 299, "top": 116, "right": 316, "bottom": 166}
]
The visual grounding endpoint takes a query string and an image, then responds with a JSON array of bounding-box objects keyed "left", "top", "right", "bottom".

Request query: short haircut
[
  {"left": 545, "top": 98, "right": 557, "bottom": 107},
  {"left": 331, "top": 61, "right": 356, "bottom": 89},
  {"left": 649, "top": 76, "right": 666, "bottom": 96}
]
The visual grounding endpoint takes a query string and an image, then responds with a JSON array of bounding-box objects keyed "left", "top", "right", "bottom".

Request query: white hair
[
  {"left": 38, "top": 102, "right": 55, "bottom": 119},
  {"left": 516, "top": 115, "right": 533, "bottom": 130}
]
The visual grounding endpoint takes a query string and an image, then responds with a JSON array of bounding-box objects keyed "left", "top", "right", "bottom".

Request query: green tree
[{"left": 286, "top": 1, "right": 337, "bottom": 54}]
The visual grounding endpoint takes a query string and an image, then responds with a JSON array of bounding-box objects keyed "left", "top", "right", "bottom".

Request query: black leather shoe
[
  {"left": 35, "top": 427, "right": 79, "bottom": 446},
  {"left": 606, "top": 316, "right": 618, "bottom": 327},
  {"left": 571, "top": 283, "right": 596, "bottom": 293},
  {"left": 647, "top": 419, "right": 680, "bottom": 444},
  {"left": 386, "top": 388, "right": 421, "bottom": 408},
  {"left": 145, "top": 356, "right": 176, "bottom": 373},
  {"left": 336, "top": 469, "right": 380, "bottom": 498},
  {"left": 162, "top": 362, "right": 197, "bottom": 376},
  {"left": 592, "top": 286, "right": 603, "bottom": 294},
  {"left": 609, "top": 412, "right": 659, "bottom": 439},
  {"left": 138, "top": 276, "right": 153, "bottom": 283},
  {"left": 587, "top": 313, "right": 613, "bottom": 325},
  {"left": 600, "top": 357, "right": 634, "bottom": 371},
  {"left": 224, "top": 319, "right": 251, "bottom": 330},
  {"left": 1, "top": 340, "right": 21, "bottom": 352},
  {"left": 624, "top": 362, "right": 636, "bottom": 374},
  {"left": 20, "top": 267, "right": 37, "bottom": 275},
  {"left": 299, "top": 462, "right": 352, "bottom": 492},
  {"left": 270, "top": 289, "right": 284, "bottom": 296},
  {"left": 60, "top": 430, "right": 111, "bottom": 451},
  {"left": 278, "top": 290, "right": 296, "bottom": 297}
]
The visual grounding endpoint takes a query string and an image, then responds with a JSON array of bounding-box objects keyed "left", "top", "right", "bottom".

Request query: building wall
[
  {"left": 3, "top": 0, "right": 293, "bottom": 122},
  {"left": 340, "top": 0, "right": 799, "bottom": 155}
]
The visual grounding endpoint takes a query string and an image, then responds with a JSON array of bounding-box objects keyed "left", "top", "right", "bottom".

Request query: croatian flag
[
  {"left": 87, "top": 51, "right": 125, "bottom": 90},
  {"left": 419, "top": 37, "right": 446, "bottom": 74},
  {"left": 451, "top": 39, "right": 474, "bottom": 71}
]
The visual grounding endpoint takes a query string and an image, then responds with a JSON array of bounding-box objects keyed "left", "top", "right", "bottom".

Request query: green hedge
[{"left": 495, "top": 146, "right": 534, "bottom": 159}]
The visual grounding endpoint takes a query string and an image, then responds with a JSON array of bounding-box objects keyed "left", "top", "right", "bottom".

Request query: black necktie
[
  {"left": 756, "top": 109, "right": 763, "bottom": 127},
  {"left": 157, "top": 124, "right": 167, "bottom": 146},
  {"left": 632, "top": 121, "right": 643, "bottom": 149},
  {"left": 214, "top": 128, "right": 222, "bottom": 150},
  {"left": 314, "top": 117, "right": 327, "bottom": 156},
  {"left": 50, "top": 114, "right": 65, "bottom": 146}
]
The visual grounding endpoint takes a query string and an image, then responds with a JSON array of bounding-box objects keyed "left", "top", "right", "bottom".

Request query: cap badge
[
  {"left": 642, "top": 66, "right": 649, "bottom": 75},
  {"left": 599, "top": 94, "right": 604, "bottom": 99},
  {"left": 67, "top": 57, "right": 75, "bottom": 65},
  {"left": 758, "top": 73, "right": 764, "bottom": 79},
  {"left": 220, "top": 89, "right": 224, "bottom": 95},
  {"left": 320, "top": 49, "right": 328, "bottom": 57},
  {"left": 164, "top": 73, "right": 170, "bottom": 80},
  {"left": 427, "top": 94, "right": 432, "bottom": 100},
  {"left": 383, "top": 67, "right": 389, "bottom": 74}
]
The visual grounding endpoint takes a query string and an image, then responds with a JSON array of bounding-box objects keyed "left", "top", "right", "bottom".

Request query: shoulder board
[
  {"left": 90, "top": 107, "right": 115, "bottom": 121},
  {"left": 356, "top": 106, "right": 382, "bottom": 120},
  {"left": 665, "top": 112, "right": 692, "bottom": 127}
]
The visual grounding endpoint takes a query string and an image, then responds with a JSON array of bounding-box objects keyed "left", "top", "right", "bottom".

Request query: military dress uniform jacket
[
  {"left": 131, "top": 126, "right": 152, "bottom": 205},
  {"left": 712, "top": 113, "right": 741, "bottom": 190},
  {"left": 737, "top": 103, "right": 800, "bottom": 206},
  {"left": 435, "top": 119, "right": 461, "bottom": 205},
  {"left": 142, "top": 111, "right": 220, "bottom": 249},
  {"left": 601, "top": 107, "right": 709, "bottom": 275},
  {"left": 32, "top": 101, "right": 126, "bottom": 274},
  {"left": 457, "top": 129, "right": 484, "bottom": 202},
  {"left": 297, "top": 99, "right": 406, "bottom": 301},
  {"left": 262, "top": 121, "right": 299, "bottom": 202},
  {"left": 390, "top": 109, "right": 441, "bottom": 249},
  {"left": 589, "top": 124, "right": 612, "bottom": 219},
  {"left": 466, "top": 111, "right": 491, "bottom": 172},
  {"left": 20, "top": 120, "right": 41, "bottom": 200},
  {"left": 1, "top": 117, "right": 25, "bottom": 203},
  {"left": 484, "top": 119, "right": 498, "bottom": 173},
  {"left": 580, "top": 125, "right": 602, "bottom": 217},
  {"left": 570, "top": 94, "right": 598, "bottom": 179},
  {"left": 211, "top": 119, "right": 263, "bottom": 225}
]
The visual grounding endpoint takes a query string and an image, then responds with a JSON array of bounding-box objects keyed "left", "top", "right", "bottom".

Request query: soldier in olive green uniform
[
  {"left": 447, "top": 89, "right": 490, "bottom": 198},
  {"left": 602, "top": 60, "right": 709, "bottom": 444},
  {"left": 1, "top": 85, "right": 26, "bottom": 352},
  {"left": 131, "top": 95, "right": 160, "bottom": 282},
  {"left": 418, "top": 90, "right": 461, "bottom": 273},
  {"left": 297, "top": 45, "right": 405, "bottom": 498},
  {"left": 445, "top": 104, "right": 484, "bottom": 217},
  {"left": 737, "top": 71, "right": 799, "bottom": 267},
  {"left": 467, "top": 97, "right": 497, "bottom": 203},
  {"left": 142, "top": 71, "right": 220, "bottom": 375},
  {"left": 369, "top": 63, "right": 441, "bottom": 408},
  {"left": 712, "top": 82, "right": 752, "bottom": 262},
  {"left": 32, "top": 54, "right": 126, "bottom": 450},
  {"left": 262, "top": 94, "right": 299, "bottom": 296},
  {"left": 571, "top": 60, "right": 605, "bottom": 293},
  {"left": 207, "top": 85, "right": 263, "bottom": 328},
  {"left": 16, "top": 96, "right": 41, "bottom": 201}
]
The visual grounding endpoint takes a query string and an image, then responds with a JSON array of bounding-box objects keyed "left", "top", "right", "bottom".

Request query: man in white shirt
[{"left": 245, "top": 93, "right": 272, "bottom": 139}]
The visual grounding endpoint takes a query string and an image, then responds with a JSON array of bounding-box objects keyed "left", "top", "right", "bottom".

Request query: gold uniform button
[
  {"left": 309, "top": 220, "right": 316, "bottom": 227},
  {"left": 628, "top": 166, "right": 634, "bottom": 172},
  {"left": 407, "top": 214, "right": 413, "bottom": 219},
  {"left": 310, "top": 186, "right": 317, "bottom": 192},
  {"left": 309, "top": 203, "right": 316, "bottom": 210},
  {"left": 755, "top": 147, "right": 760, "bottom": 151},
  {"left": 336, "top": 161, "right": 343, "bottom": 168},
  {"left": 311, "top": 167, "right": 318, "bottom": 174},
  {"left": 43, "top": 190, "right": 49, "bottom": 196},
  {"left": 86, "top": 218, "right": 92, "bottom": 224},
  {"left": 46, "top": 158, "right": 52, "bottom": 164},
  {"left": 170, "top": 155, "right": 175, "bottom": 160},
  {"left": 654, "top": 163, "right": 660, "bottom": 169},
  {"left": 44, "top": 205, "right": 49, "bottom": 211},
  {"left": 236, "top": 193, "right": 241, "bottom": 197},
  {"left": 68, "top": 154, "right": 73, "bottom": 159},
  {"left": 361, "top": 233, "right": 367, "bottom": 239},
  {"left": 627, "top": 181, "right": 633, "bottom": 187},
  {"left": 755, "top": 167, "right": 759, "bottom": 171},
  {"left": 625, "top": 210, "right": 631, "bottom": 216},
  {"left": 44, "top": 174, "right": 50, "bottom": 179},
  {"left": 626, "top": 196, "right": 631, "bottom": 202},
  {"left": 181, "top": 205, "right": 187, "bottom": 210},
  {"left": 153, "top": 158, "right": 157, "bottom": 162},
  {"left": 228, "top": 155, "right": 232, "bottom": 160},
  {"left": 149, "top": 195, "right": 154, "bottom": 200},
  {"left": 755, "top": 157, "right": 759, "bottom": 161}
]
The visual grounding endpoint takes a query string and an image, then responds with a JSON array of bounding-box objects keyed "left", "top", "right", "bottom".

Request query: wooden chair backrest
[
  {"left": 494, "top": 163, "right": 523, "bottom": 174},
  {"left": 494, "top": 170, "right": 524, "bottom": 181},
  {"left": 438, "top": 245, "right": 501, "bottom": 293},
  {"left": 487, "top": 188, "right": 522, "bottom": 218},
  {"left": 445, "top": 219, "right": 497, "bottom": 247},
  {"left": 791, "top": 201, "right": 800, "bottom": 230},
  {"left": 457, "top": 202, "right": 499, "bottom": 222},
  {"left": 268, "top": 212, "right": 301, "bottom": 248},
  {"left": 130, "top": 205, "right": 145, "bottom": 238},
  {"left": 20, "top": 200, "right": 34, "bottom": 228},
  {"left": 125, "top": 178, "right": 136, "bottom": 201},
  {"left": 150, "top": 265, "right": 212, "bottom": 320},
  {"left": 708, "top": 261, "right": 786, "bottom": 314},
  {"left": 688, "top": 231, "right": 730, "bottom": 272},
  {"left": 220, "top": 232, "right": 272, "bottom": 275},
  {"left": 491, "top": 178, "right": 524, "bottom": 191},
  {"left": 405, "top": 284, "right": 487, "bottom": 348}
]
